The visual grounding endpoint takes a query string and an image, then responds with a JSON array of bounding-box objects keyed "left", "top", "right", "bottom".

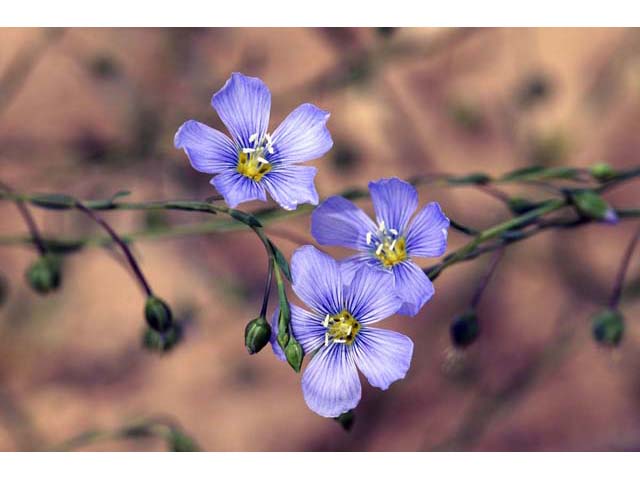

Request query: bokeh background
[{"left": 0, "top": 27, "right": 639, "bottom": 451}]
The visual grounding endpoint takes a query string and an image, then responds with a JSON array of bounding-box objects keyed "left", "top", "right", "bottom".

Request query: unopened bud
[
  {"left": 277, "top": 305, "right": 291, "bottom": 351},
  {"left": 142, "top": 323, "right": 182, "bottom": 353},
  {"left": 571, "top": 190, "right": 618, "bottom": 224},
  {"left": 450, "top": 310, "right": 479, "bottom": 348},
  {"left": 144, "top": 296, "right": 173, "bottom": 333},
  {"left": 334, "top": 410, "right": 355, "bottom": 431},
  {"left": 25, "top": 254, "right": 62, "bottom": 294},
  {"left": 167, "top": 429, "right": 199, "bottom": 452},
  {"left": 592, "top": 309, "right": 624, "bottom": 347},
  {"left": 589, "top": 163, "right": 616, "bottom": 182},
  {"left": 284, "top": 337, "right": 304, "bottom": 372},
  {"left": 244, "top": 316, "right": 271, "bottom": 355}
]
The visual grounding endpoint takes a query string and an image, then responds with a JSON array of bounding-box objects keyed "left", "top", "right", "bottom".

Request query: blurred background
[{"left": 0, "top": 27, "right": 639, "bottom": 451}]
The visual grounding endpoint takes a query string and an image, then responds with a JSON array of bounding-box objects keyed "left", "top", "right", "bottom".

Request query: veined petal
[
  {"left": 262, "top": 165, "right": 319, "bottom": 211},
  {"left": 393, "top": 260, "right": 435, "bottom": 317},
  {"left": 291, "top": 245, "right": 343, "bottom": 316},
  {"left": 211, "top": 72, "right": 271, "bottom": 148},
  {"left": 270, "top": 103, "right": 333, "bottom": 164},
  {"left": 339, "top": 253, "right": 378, "bottom": 284},
  {"left": 406, "top": 202, "right": 450, "bottom": 258},
  {"left": 369, "top": 178, "right": 418, "bottom": 233},
  {"left": 311, "top": 196, "right": 377, "bottom": 250},
  {"left": 269, "top": 305, "right": 325, "bottom": 361},
  {"left": 345, "top": 265, "right": 401, "bottom": 325},
  {"left": 352, "top": 327, "right": 414, "bottom": 390},
  {"left": 211, "top": 171, "right": 267, "bottom": 208},
  {"left": 174, "top": 120, "right": 238, "bottom": 173},
  {"left": 302, "top": 343, "right": 361, "bottom": 418}
]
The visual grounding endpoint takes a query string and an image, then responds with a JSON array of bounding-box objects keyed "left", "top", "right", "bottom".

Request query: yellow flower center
[
  {"left": 366, "top": 220, "right": 407, "bottom": 268},
  {"left": 237, "top": 150, "right": 272, "bottom": 181},
  {"left": 323, "top": 310, "right": 361, "bottom": 346},
  {"left": 236, "top": 132, "right": 275, "bottom": 182},
  {"left": 374, "top": 236, "right": 407, "bottom": 268}
]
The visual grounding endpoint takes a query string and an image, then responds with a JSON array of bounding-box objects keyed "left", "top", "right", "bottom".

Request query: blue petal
[
  {"left": 270, "top": 305, "right": 326, "bottom": 361},
  {"left": 269, "top": 103, "right": 333, "bottom": 164},
  {"left": 174, "top": 120, "right": 238, "bottom": 173},
  {"left": 301, "top": 343, "right": 361, "bottom": 418},
  {"left": 311, "top": 196, "right": 377, "bottom": 250},
  {"left": 291, "top": 245, "right": 343, "bottom": 316},
  {"left": 369, "top": 178, "right": 418, "bottom": 233},
  {"left": 339, "top": 253, "right": 378, "bottom": 283},
  {"left": 405, "top": 202, "right": 450, "bottom": 258},
  {"left": 269, "top": 309, "right": 286, "bottom": 361},
  {"left": 211, "top": 72, "right": 271, "bottom": 148},
  {"left": 352, "top": 327, "right": 414, "bottom": 390},
  {"left": 211, "top": 171, "right": 267, "bottom": 208},
  {"left": 393, "top": 260, "right": 435, "bottom": 316},
  {"left": 344, "top": 266, "right": 402, "bottom": 325},
  {"left": 262, "top": 165, "right": 319, "bottom": 211}
]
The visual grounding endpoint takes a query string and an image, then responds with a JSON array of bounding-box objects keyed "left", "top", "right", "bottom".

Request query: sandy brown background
[{"left": 0, "top": 27, "right": 639, "bottom": 451}]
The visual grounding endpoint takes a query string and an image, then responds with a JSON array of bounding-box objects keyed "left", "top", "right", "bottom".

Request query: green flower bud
[
  {"left": 571, "top": 190, "right": 618, "bottom": 224},
  {"left": 589, "top": 163, "right": 616, "bottom": 182},
  {"left": 25, "top": 254, "right": 62, "bottom": 294},
  {"left": 144, "top": 296, "right": 173, "bottom": 333},
  {"left": 334, "top": 410, "right": 355, "bottom": 432},
  {"left": 591, "top": 309, "right": 624, "bottom": 347},
  {"left": 450, "top": 310, "right": 479, "bottom": 348},
  {"left": 277, "top": 306, "right": 291, "bottom": 351},
  {"left": 167, "top": 429, "right": 199, "bottom": 452},
  {"left": 244, "top": 316, "right": 271, "bottom": 355},
  {"left": 284, "top": 337, "right": 304, "bottom": 373},
  {"left": 142, "top": 323, "right": 183, "bottom": 353}
]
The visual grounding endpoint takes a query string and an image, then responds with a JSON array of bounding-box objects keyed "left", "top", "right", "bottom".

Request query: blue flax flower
[
  {"left": 271, "top": 245, "right": 413, "bottom": 418},
  {"left": 311, "top": 177, "right": 449, "bottom": 317},
  {"left": 174, "top": 72, "right": 333, "bottom": 210}
]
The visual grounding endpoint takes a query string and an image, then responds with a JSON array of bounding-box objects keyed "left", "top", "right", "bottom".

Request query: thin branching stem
[{"left": 609, "top": 224, "right": 640, "bottom": 308}]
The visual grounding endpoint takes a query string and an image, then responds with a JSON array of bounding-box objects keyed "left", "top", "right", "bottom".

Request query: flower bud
[
  {"left": 244, "top": 316, "right": 271, "bottom": 355},
  {"left": 450, "top": 310, "right": 479, "bottom": 348},
  {"left": 167, "top": 429, "right": 199, "bottom": 452},
  {"left": 334, "top": 410, "right": 355, "bottom": 431},
  {"left": 25, "top": 254, "right": 62, "bottom": 294},
  {"left": 591, "top": 309, "right": 624, "bottom": 347},
  {"left": 142, "top": 323, "right": 183, "bottom": 353},
  {"left": 277, "top": 306, "right": 291, "bottom": 351},
  {"left": 144, "top": 296, "right": 173, "bottom": 333},
  {"left": 571, "top": 190, "right": 618, "bottom": 224},
  {"left": 589, "top": 163, "right": 616, "bottom": 182},
  {"left": 284, "top": 337, "right": 304, "bottom": 373}
]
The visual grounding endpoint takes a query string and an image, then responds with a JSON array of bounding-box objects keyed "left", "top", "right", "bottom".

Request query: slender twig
[
  {"left": 471, "top": 247, "right": 505, "bottom": 308},
  {"left": 74, "top": 201, "right": 153, "bottom": 297},
  {"left": 0, "top": 181, "right": 46, "bottom": 255},
  {"left": 260, "top": 258, "right": 274, "bottom": 318},
  {"left": 609, "top": 224, "right": 640, "bottom": 308}
]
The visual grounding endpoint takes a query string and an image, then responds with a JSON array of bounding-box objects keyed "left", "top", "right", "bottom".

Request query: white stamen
[
  {"left": 378, "top": 220, "right": 386, "bottom": 232},
  {"left": 267, "top": 146, "right": 275, "bottom": 154},
  {"left": 334, "top": 339, "right": 347, "bottom": 344},
  {"left": 256, "top": 157, "right": 270, "bottom": 166},
  {"left": 366, "top": 232, "right": 372, "bottom": 245},
  {"left": 323, "top": 314, "right": 330, "bottom": 328},
  {"left": 249, "top": 133, "right": 258, "bottom": 143},
  {"left": 242, "top": 147, "right": 256, "bottom": 154},
  {"left": 390, "top": 239, "right": 397, "bottom": 250},
  {"left": 389, "top": 228, "right": 399, "bottom": 235},
  {"left": 346, "top": 326, "right": 352, "bottom": 335},
  {"left": 376, "top": 244, "right": 383, "bottom": 256},
  {"left": 264, "top": 133, "right": 273, "bottom": 143},
  {"left": 324, "top": 332, "right": 330, "bottom": 347}
]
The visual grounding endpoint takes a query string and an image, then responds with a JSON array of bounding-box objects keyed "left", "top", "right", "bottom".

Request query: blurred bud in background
[
  {"left": 244, "top": 316, "right": 271, "bottom": 355},
  {"left": 166, "top": 428, "right": 200, "bottom": 452},
  {"left": 590, "top": 162, "right": 617, "bottom": 182},
  {"left": 571, "top": 190, "right": 618, "bottom": 224},
  {"left": 334, "top": 410, "right": 355, "bottom": 432},
  {"left": 450, "top": 310, "right": 480, "bottom": 348},
  {"left": 142, "top": 323, "right": 183, "bottom": 353},
  {"left": 515, "top": 72, "right": 553, "bottom": 109},
  {"left": 25, "top": 254, "right": 62, "bottom": 294},
  {"left": 0, "top": 271, "right": 8, "bottom": 307},
  {"left": 591, "top": 309, "right": 624, "bottom": 347},
  {"left": 144, "top": 296, "right": 174, "bottom": 333}
]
